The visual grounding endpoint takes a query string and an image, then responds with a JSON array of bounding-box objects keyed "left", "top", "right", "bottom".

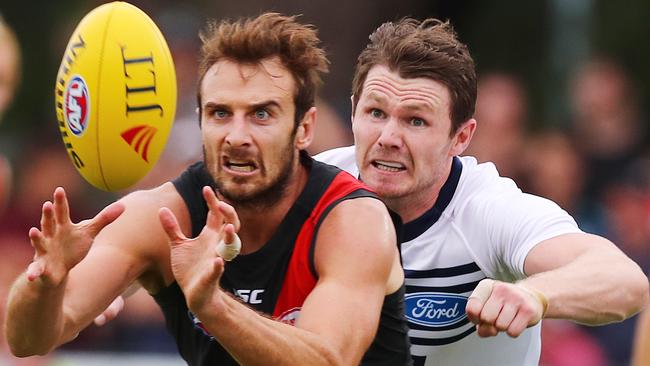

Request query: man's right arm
[{"left": 5, "top": 184, "right": 183, "bottom": 357}]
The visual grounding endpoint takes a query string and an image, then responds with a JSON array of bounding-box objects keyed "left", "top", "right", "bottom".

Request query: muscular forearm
[
  {"left": 521, "top": 247, "right": 649, "bottom": 325},
  {"left": 197, "top": 294, "right": 342, "bottom": 366},
  {"left": 5, "top": 274, "right": 69, "bottom": 357}
]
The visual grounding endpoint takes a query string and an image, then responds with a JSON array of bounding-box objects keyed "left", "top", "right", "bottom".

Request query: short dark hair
[
  {"left": 352, "top": 18, "right": 476, "bottom": 135},
  {"left": 197, "top": 13, "right": 330, "bottom": 126}
]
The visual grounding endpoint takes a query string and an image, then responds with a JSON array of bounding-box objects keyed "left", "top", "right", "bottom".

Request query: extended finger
[
  {"left": 466, "top": 279, "right": 494, "bottom": 323},
  {"left": 85, "top": 201, "right": 126, "bottom": 238},
  {"left": 202, "top": 186, "right": 225, "bottom": 228},
  {"left": 40, "top": 201, "right": 55, "bottom": 237},
  {"left": 159, "top": 207, "right": 187, "bottom": 245},
  {"left": 217, "top": 201, "right": 240, "bottom": 232},
  {"left": 53, "top": 187, "right": 70, "bottom": 225},
  {"left": 28, "top": 227, "right": 46, "bottom": 254},
  {"left": 223, "top": 223, "right": 237, "bottom": 244}
]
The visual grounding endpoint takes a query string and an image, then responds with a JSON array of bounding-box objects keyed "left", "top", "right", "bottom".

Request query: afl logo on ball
[{"left": 64, "top": 75, "right": 90, "bottom": 136}]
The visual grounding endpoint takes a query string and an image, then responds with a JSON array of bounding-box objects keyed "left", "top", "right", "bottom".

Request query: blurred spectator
[
  {"left": 568, "top": 58, "right": 648, "bottom": 202},
  {"left": 464, "top": 72, "right": 528, "bottom": 181},
  {"left": 0, "top": 12, "right": 20, "bottom": 211},
  {"left": 521, "top": 130, "right": 611, "bottom": 365},
  {"left": 566, "top": 58, "right": 650, "bottom": 366},
  {"left": 603, "top": 164, "right": 650, "bottom": 270},
  {"left": 0, "top": 14, "right": 20, "bottom": 123},
  {"left": 0, "top": 14, "right": 55, "bottom": 366},
  {"left": 520, "top": 130, "right": 609, "bottom": 236},
  {"left": 587, "top": 164, "right": 650, "bottom": 365}
]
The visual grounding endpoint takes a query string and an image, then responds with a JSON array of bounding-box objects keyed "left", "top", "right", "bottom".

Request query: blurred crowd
[{"left": 1, "top": 3, "right": 649, "bottom": 366}]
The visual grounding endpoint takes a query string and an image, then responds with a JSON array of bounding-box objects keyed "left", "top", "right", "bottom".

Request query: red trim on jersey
[{"left": 272, "top": 171, "right": 373, "bottom": 321}]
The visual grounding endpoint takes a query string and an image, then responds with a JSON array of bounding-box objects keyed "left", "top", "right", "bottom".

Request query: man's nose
[
  {"left": 225, "top": 116, "right": 252, "bottom": 147},
  {"left": 376, "top": 118, "right": 403, "bottom": 149}
]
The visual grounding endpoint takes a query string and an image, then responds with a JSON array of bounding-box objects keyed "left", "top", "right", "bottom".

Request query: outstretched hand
[
  {"left": 26, "top": 187, "right": 125, "bottom": 287},
  {"left": 159, "top": 186, "right": 241, "bottom": 313},
  {"left": 466, "top": 279, "right": 547, "bottom": 338}
]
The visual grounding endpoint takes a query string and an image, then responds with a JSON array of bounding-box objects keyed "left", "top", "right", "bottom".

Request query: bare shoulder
[
  {"left": 314, "top": 197, "right": 398, "bottom": 279},
  {"left": 320, "top": 197, "right": 395, "bottom": 245}
]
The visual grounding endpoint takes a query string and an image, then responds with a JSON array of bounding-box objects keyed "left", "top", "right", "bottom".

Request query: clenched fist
[{"left": 466, "top": 279, "right": 548, "bottom": 338}]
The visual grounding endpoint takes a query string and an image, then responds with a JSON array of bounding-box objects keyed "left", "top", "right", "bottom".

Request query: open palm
[
  {"left": 159, "top": 186, "right": 239, "bottom": 313},
  {"left": 27, "top": 187, "right": 124, "bottom": 286}
]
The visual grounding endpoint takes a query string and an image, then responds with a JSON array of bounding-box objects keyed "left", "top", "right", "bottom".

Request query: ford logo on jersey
[{"left": 404, "top": 292, "right": 468, "bottom": 327}]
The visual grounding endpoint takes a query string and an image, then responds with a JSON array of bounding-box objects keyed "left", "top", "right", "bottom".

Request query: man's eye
[
  {"left": 213, "top": 110, "right": 228, "bottom": 119},
  {"left": 410, "top": 118, "right": 425, "bottom": 127},
  {"left": 371, "top": 109, "right": 384, "bottom": 119},
  {"left": 255, "top": 109, "right": 270, "bottom": 120}
]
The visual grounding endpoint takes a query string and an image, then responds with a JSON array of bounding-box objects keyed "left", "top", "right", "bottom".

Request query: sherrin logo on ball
[{"left": 54, "top": 1, "right": 176, "bottom": 191}]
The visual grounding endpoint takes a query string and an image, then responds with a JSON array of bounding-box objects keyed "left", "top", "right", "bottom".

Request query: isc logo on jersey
[
  {"left": 404, "top": 293, "right": 468, "bottom": 327},
  {"left": 234, "top": 289, "right": 264, "bottom": 304},
  {"left": 64, "top": 75, "right": 90, "bottom": 136}
]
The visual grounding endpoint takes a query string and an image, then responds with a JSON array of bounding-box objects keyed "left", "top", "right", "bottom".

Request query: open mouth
[
  {"left": 371, "top": 160, "right": 406, "bottom": 173},
  {"left": 223, "top": 157, "right": 258, "bottom": 173}
]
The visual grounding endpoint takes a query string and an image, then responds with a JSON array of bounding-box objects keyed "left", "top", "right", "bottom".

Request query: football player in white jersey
[{"left": 315, "top": 18, "right": 648, "bottom": 365}]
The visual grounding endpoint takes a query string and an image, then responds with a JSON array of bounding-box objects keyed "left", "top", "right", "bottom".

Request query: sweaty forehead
[{"left": 361, "top": 65, "right": 449, "bottom": 112}]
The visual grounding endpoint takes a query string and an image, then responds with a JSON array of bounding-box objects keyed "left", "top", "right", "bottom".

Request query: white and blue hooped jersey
[{"left": 315, "top": 146, "right": 582, "bottom": 366}]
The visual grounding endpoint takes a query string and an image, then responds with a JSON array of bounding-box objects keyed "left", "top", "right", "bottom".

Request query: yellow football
[{"left": 54, "top": 1, "right": 176, "bottom": 191}]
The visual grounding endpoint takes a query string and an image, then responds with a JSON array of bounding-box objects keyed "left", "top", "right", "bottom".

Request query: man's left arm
[{"left": 467, "top": 233, "right": 649, "bottom": 337}]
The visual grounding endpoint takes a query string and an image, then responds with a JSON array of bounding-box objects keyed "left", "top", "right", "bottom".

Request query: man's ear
[
  {"left": 450, "top": 118, "right": 477, "bottom": 156},
  {"left": 295, "top": 106, "right": 316, "bottom": 150}
]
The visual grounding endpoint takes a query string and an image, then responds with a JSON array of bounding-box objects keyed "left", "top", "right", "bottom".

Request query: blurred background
[{"left": 1, "top": 0, "right": 649, "bottom": 365}]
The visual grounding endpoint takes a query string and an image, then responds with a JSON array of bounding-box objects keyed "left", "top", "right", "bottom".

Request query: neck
[{"left": 233, "top": 161, "right": 309, "bottom": 254}]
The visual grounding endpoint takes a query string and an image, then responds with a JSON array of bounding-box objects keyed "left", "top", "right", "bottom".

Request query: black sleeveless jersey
[{"left": 153, "top": 156, "right": 412, "bottom": 365}]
